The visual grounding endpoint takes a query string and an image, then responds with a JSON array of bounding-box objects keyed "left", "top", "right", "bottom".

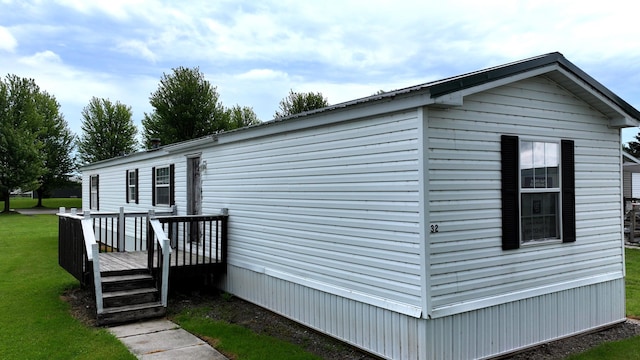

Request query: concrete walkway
[
  {"left": 15, "top": 208, "right": 62, "bottom": 215},
  {"left": 108, "top": 319, "right": 228, "bottom": 360}
]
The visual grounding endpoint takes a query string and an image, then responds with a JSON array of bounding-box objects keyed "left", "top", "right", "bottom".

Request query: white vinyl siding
[
  {"left": 202, "top": 111, "right": 423, "bottom": 309},
  {"left": 427, "top": 76, "right": 624, "bottom": 313}
]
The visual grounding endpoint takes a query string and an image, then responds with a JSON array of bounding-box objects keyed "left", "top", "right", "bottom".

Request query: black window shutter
[
  {"left": 170, "top": 164, "right": 175, "bottom": 206},
  {"left": 501, "top": 135, "right": 520, "bottom": 250},
  {"left": 152, "top": 167, "right": 156, "bottom": 206},
  {"left": 561, "top": 140, "right": 576, "bottom": 243},
  {"left": 89, "top": 176, "right": 93, "bottom": 210},
  {"left": 96, "top": 175, "right": 99, "bottom": 211},
  {"left": 135, "top": 169, "right": 139, "bottom": 204},
  {"left": 125, "top": 170, "right": 130, "bottom": 203}
]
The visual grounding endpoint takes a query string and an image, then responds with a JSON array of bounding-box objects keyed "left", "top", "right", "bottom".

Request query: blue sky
[{"left": 2, "top": 0, "right": 640, "bottom": 144}]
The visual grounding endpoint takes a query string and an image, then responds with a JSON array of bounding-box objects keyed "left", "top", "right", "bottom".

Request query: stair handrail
[
  {"left": 72, "top": 210, "right": 104, "bottom": 314},
  {"left": 149, "top": 218, "right": 171, "bottom": 307}
]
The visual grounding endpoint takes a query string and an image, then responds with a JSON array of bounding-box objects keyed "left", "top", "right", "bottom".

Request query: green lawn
[
  {"left": 172, "top": 306, "right": 322, "bottom": 360},
  {"left": 0, "top": 212, "right": 134, "bottom": 359},
  {"left": 626, "top": 248, "right": 640, "bottom": 318},
  {"left": 1, "top": 197, "right": 82, "bottom": 210}
]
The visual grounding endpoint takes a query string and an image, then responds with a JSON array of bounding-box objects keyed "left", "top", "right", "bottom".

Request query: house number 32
[{"left": 430, "top": 224, "right": 439, "bottom": 233}]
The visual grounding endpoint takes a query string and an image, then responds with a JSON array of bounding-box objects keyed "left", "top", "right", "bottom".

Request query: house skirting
[{"left": 221, "top": 264, "right": 625, "bottom": 360}]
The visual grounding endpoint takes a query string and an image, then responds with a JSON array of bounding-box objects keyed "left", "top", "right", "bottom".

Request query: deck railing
[
  {"left": 87, "top": 207, "right": 175, "bottom": 252},
  {"left": 151, "top": 213, "right": 228, "bottom": 268},
  {"left": 58, "top": 207, "right": 228, "bottom": 286},
  {"left": 58, "top": 208, "right": 88, "bottom": 284}
]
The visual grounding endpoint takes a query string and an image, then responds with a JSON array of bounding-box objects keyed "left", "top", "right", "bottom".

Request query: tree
[
  {"left": 0, "top": 75, "right": 45, "bottom": 212},
  {"left": 34, "top": 91, "right": 76, "bottom": 207},
  {"left": 226, "top": 105, "right": 261, "bottom": 129},
  {"left": 274, "top": 89, "right": 329, "bottom": 119},
  {"left": 624, "top": 132, "right": 640, "bottom": 158},
  {"left": 77, "top": 97, "right": 137, "bottom": 164},
  {"left": 142, "top": 66, "right": 226, "bottom": 147}
]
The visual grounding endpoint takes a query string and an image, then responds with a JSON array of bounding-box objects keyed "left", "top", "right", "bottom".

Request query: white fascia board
[
  {"left": 428, "top": 64, "right": 560, "bottom": 108},
  {"left": 81, "top": 136, "right": 215, "bottom": 171},
  {"left": 80, "top": 149, "right": 170, "bottom": 171},
  {"left": 554, "top": 67, "right": 640, "bottom": 128}
]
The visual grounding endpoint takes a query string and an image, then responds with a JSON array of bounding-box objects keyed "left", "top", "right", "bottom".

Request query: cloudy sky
[{"left": 2, "top": 0, "right": 640, "bottom": 144}]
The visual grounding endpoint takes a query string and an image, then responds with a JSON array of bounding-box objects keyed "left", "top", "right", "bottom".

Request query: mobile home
[{"left": 77, "top": 52, "right": 639, "bottom": 359}]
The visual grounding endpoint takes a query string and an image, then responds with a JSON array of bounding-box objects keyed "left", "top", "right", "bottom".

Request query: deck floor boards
[{"left": 99, "top": 250, "right": 216, "bottom": 272}]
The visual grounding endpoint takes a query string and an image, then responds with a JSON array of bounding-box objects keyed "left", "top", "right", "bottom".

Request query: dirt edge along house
[{"left": 62, "top": 52, "right": 640, "bottom": 359}]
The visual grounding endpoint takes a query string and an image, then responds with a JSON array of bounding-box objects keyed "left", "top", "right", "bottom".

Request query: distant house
[
  {"left": 624, "top": 151, "right": 640, "bottom": 204},
  {"left": 78, "top": 52, "right": 639, "bottom": 359}
]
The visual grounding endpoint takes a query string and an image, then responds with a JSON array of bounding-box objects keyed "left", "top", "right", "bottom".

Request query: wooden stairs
[{"left": 97, "top": 269, "right": 166, "bottom": 326}]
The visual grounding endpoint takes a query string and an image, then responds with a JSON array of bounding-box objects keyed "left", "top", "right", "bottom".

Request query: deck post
[
  {"left": 147, "top": 210, "right": 155, "bottom": 269},
  {"left": 118, "top": 207, "right": 125, "bottom": 251},
  {"left": 91, "top": 243, "right": 103, "bottom": 314},
  {"left": 161, "top": 238, "right": 170, "bottom": 307}
]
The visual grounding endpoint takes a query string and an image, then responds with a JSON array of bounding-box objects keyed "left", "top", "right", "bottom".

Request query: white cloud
[
  {"left": 115, "top": 40, "right": 157, "bottom": 63},
  {"left": 19, "top": 50, "right": 62, "bottom": 66},
  {"left": 54, "top": 0, "right": 152, "bottom": 21},
  {"left": 236, "top": 69, "right": 288, "bottom": 81},
  {"left": 0, "top": 26, "right": 17, "bottom": 52}
]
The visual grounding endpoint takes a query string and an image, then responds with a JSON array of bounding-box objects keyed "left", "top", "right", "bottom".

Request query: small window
[
  {"left": 90, "top": 175, "right": 99, "bottom": 210},
  {"left": 153, "top": 165, "right": 174, "bottom": 206},
  {"left": 519, "top": 141, "right": 560, "bottom": 243},
  {"left": 126, "top": 169, "right": 138, "bottom": 204}
]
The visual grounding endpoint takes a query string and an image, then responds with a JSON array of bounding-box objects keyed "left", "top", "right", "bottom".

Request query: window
[
  {"left": 501, "top": 135, "right": 575, "bottom": 250},
  {"left": 520, "top": 141, "right": 560, "bottom": 242},
  {"left": 152, "top": 165, "right": 174, "bottom": 206},
  {"left": 126, "top": 169, "right": 138, "bottom": 204},
  {"left": 90, "top": 175, "right": 99, "bottom": 210}
]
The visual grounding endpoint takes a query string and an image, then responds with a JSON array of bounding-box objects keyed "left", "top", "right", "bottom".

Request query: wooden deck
[{"left": 99, "top": 250, "right": 215, "bottom": 272}]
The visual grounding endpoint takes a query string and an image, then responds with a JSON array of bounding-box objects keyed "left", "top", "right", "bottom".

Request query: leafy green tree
[
  {"left": 0, "top": 75, "right": 45, "bottom": 212},
  {"left": 624, "top": 132, "right": 640, "bottom": 158},
  {"left": 142, "top": 66, "right": 226, "bottom": 147},
  {"left": 274, "top": 90, "right": 329, "bottom": 119},
  {"left": 226, "top": 105, "right": 260, "bottom": 129},
  {"left": 34, "top": 91, "right": 76, "bottom": 207},
  {"left": 77, "top": 97, "right": 137, "bottom": 164}
]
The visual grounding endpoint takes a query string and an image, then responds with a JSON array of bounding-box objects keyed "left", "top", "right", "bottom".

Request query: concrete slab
[
  {"left": 109, "top": 319, "right": 179, "bottom": 338},
  {"left": 119, "top": 328, "right": 204, "bottom": 355},
  {"left": 140, "top": 344, "right": 227, "bottom": 360},
  {"left": 109, "top": 319, "right": 228, "bottom": 360}
]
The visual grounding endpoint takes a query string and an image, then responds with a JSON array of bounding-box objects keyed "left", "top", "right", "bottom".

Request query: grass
[
  {"left": 0, "top": 212, "right": 134, "bottom": 359},
  {"left": 627, "top": 248, "right": 640, "bottom": 318},
  {"left": 172, "top": 306, "right": 322, "bottom": 360},
  {"left": 1, "top": 197, "right": 82, "bottom": 210},
  {"left": 567, "top": 336, "right": 640, "bottom": 359}
]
